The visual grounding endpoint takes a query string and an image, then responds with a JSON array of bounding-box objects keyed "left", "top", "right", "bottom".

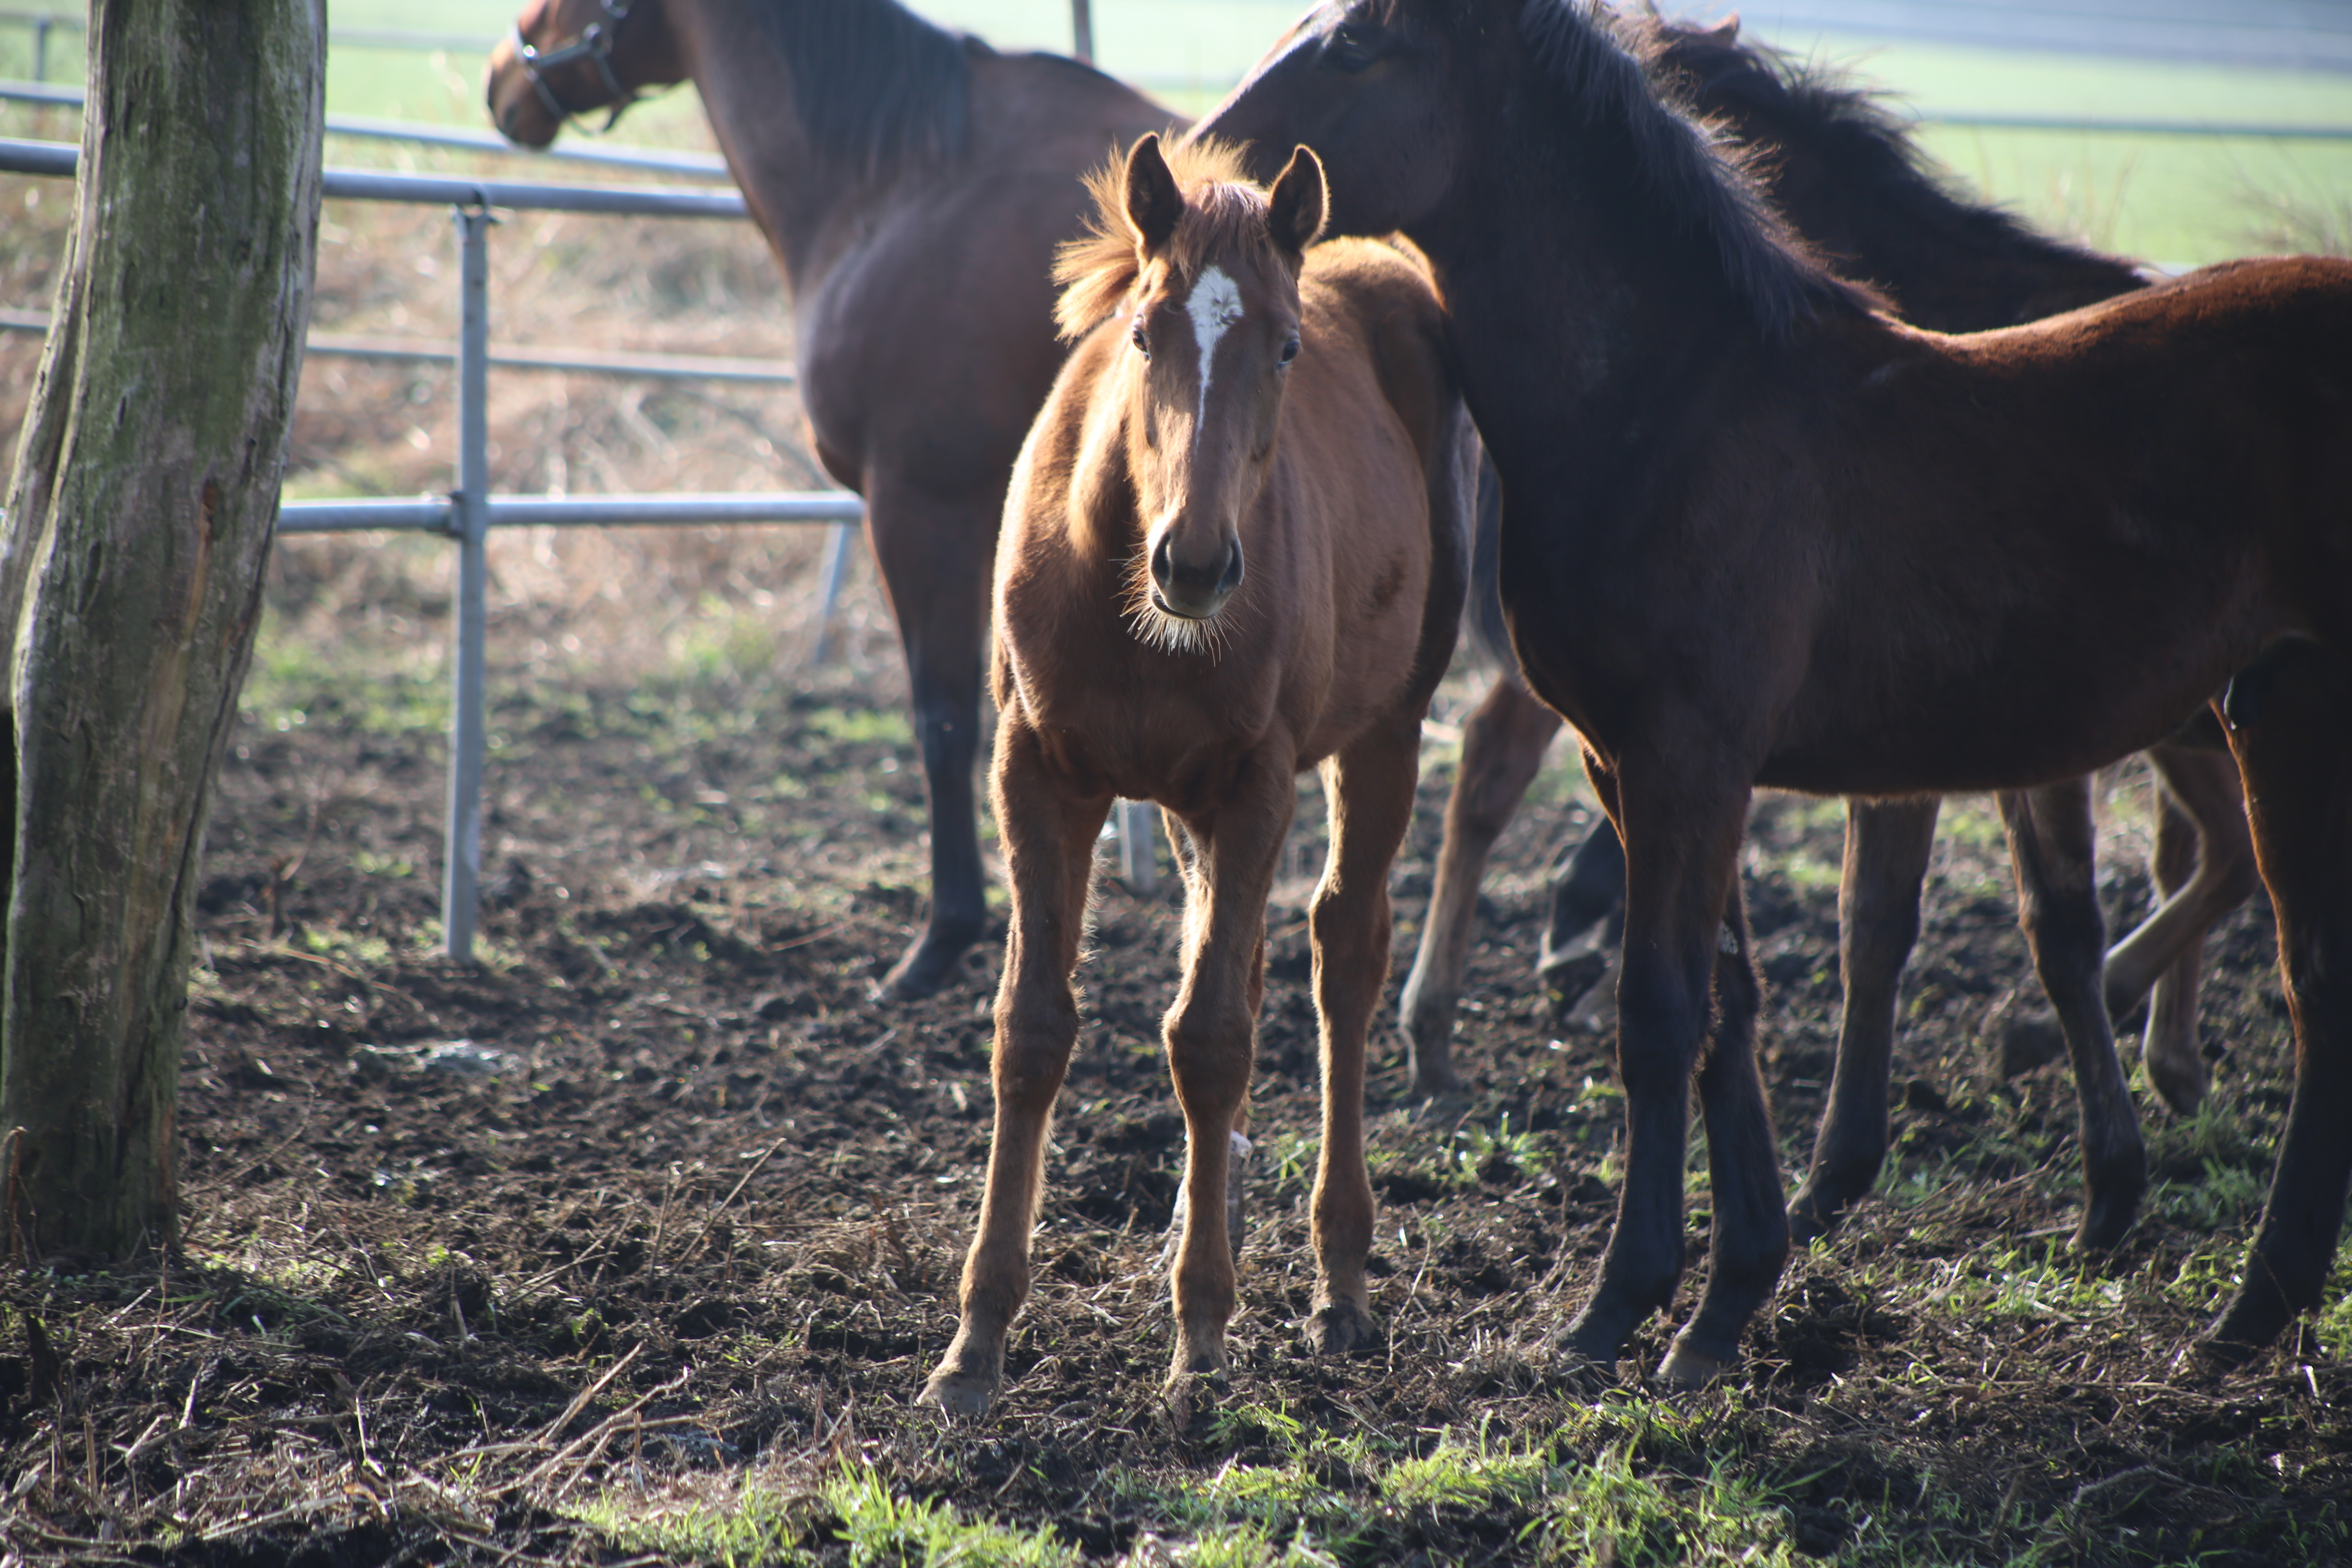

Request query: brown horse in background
[
  {"left": 1200, "top": 0, "right": 2352, "bottom": 1382},
  {"left": 488, "top": 0, "right": 1177, "bottom": 997},
  {"left": 1396, "top": 15, "right": 2253, "bottom": 1253},
  {"left": 920, "top": 137, "right": 1473, "bottom": 1414}
]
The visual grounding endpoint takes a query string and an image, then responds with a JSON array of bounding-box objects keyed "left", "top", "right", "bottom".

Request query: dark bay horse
[
  {"left": 1200, "top": 0, "right": 2352, "bottom": 1382},
  {"left": 1396, "top": 16, "right": 2253, "bottom": 1251},
  {"left": 920, "top": 137, "right": 1473, "bottom": 1413},
  {"left": 488, "top": 0, "right": 1177, "bottom": 997}
]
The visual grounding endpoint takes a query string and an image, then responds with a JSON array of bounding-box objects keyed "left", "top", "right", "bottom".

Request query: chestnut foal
[{"left": 919, "top": 136, "right": 1472, "bottom": 1414}]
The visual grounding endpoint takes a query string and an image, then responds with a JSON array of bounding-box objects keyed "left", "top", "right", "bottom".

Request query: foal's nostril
[
  {"left": 1150, "top": 532, "right": 1176, "bottom": 595},
  {"left": 1217, "top": 539, "right": 1244, "bottom": 597}
]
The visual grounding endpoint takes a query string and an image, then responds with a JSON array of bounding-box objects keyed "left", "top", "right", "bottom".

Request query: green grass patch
[{"left": 579, "top": 1462, "right": 1081, "bottom": 1568}]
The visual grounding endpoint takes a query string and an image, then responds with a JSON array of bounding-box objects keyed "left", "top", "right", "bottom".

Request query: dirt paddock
[{"left": 0, "top": 165, "right": 2345, "bottom": 1566}]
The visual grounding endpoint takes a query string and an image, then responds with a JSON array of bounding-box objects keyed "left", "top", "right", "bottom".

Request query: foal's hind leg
[
  {"left": 2206, "top": 651, "right": 2352, "bottom": 1365},
  {"left": 1397, "top": 672, "right": 1562, "bottom": 1096},
  {"left": 1306, "top": 715, "right": 1425, "bottom": 1353},
  {"left": 1787, "top": 796, "right": 1939, "bottom": 1244},
  {"left": 2113, "top": 746, "right": 2255, "bottom": 1115},
  {"left": 867, "top": 481, "right": 993, "bottom": 1000},
  {"left": 1538, "top": 815, "right": 1628, "bottom": 1000},
  {"left": 1999, "top": 783, "right": 2147, "bottom": 1250},
  {"left": 920, "top": 722, "right": 1109, "bottom": 1416}
]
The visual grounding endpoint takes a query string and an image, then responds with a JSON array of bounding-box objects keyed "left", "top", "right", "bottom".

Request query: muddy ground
[{"left": 0, "top": 592, "right": 2345, "bottom": 1563}]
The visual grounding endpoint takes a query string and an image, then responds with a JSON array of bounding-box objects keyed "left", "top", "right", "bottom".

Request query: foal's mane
[
  {"left": 750, "top": 0, "right": 974, "bottom": 178},
  {"left": 1520, "top": 0, "right": 1882, "bottom": 337},
  {"left": 1053, "top": 139, "right": 1283, "bottom": 339}
]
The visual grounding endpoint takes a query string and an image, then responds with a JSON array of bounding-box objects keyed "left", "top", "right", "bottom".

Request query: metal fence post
[
  {"left": 444, "top": 202, "right": 493, "bottom": 959},
  {"left": 810, "top": 519, "right": 854, "bottom": 663},
  {"left": 1116, "top": 798, "right": 1158, "bottom": 893},
  {"left": 30, "top": 15, "right": 48, "bottom": 83},
  {"left": 1069, "top": 0, "right": 1093, "bottom": 63}
]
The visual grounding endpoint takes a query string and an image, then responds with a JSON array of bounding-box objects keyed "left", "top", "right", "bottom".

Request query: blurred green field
[{"left": 0, "top": 4, "right": 2345, "bottom": 260}]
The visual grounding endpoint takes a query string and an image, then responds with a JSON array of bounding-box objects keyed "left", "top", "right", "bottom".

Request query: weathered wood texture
[{"left": 0, "top": 0, "right": 324, "bottom": 1258}]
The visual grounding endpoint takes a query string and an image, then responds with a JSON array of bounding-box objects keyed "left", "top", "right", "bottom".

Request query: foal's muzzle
[{"left": 1149, "top": 532, "right": 1245, "bottom": 621}]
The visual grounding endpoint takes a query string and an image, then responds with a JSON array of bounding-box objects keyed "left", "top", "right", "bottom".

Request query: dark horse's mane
[
  {"left": 1519, "top": 0, "right": 1882, "bottom": 339},
  {"left": 751, "top": 0, "right": 976, "bottom": 177},
  {"left": 1640, "top": 10, "right": 2126, "bottom": 296}
]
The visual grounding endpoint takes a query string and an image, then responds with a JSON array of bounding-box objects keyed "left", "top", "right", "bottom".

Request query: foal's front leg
[
  {"left": 920, "top": 720, "right": 1109, "bottom": 1416},
  {"left": 1164, "top": 756, "right": 1294, "bottom": 1391}
]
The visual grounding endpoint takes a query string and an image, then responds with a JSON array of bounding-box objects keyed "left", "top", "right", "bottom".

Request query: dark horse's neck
[
  {"left": 1416, "top": 3, "right": 1877, "bottom": 512},
  {"left": 1655, "top": 18, "right": 2143, "bottom": 328},
  {"left": 668, "top": 0, "right": 978, "bottom": 287}
]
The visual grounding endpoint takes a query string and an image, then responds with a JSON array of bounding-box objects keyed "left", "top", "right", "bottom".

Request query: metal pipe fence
[{"left": 0, "top": 136, "right": 866, "bottom": 958}]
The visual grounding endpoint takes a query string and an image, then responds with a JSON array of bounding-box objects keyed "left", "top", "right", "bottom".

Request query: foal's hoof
[
  {"left": 1304, "top": 1297, "right": 1379, "bottom": 1356},
  {"left": 917, "top": 1367, "right": 1000, "bottom": 1419},
  {"left": 1546, "top": 1343, "right": 1619, "bottom": 1398},
  {"left": 1656, "top": 1336, "right": 1735, "bottom": 1391},
  {"left": 1785, "top": 1181, "right": 1851, "bottom": 1248},
  {"left": 1988, "top": 993, "right": 2065, "bottom": 1079}
]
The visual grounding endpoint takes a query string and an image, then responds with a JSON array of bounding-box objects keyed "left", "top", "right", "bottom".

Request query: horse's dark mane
[
  {"left": 1644, "top": 12, "right": 2125, "bottom": 288},
  {"left": 1519, "top": 0, "right": 1881, "bottom": 337},
  {"left": 751, "top": 0, "right": 976, "bottom": 178}
]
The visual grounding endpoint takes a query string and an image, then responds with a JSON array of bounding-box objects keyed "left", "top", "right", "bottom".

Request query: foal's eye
[
  {"left": 1131, "top": 320, "right": 1151, "bottom": 359},
  {"left": 1278, "top": 336, "right": 1301, "bottom": 367}
]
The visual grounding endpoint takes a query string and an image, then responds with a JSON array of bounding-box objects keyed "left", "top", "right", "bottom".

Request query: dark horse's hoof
[
  {"left": 2196, "top": 1282, "right": 2296, "bottom": 1373},
  {"left": 1536, "top": 943, "right": 1610, "bottom": 1009},
  {"left": 878, "top": 918, "right": 984, "bottom": 1000},
  {"left": 1987, "top": 991, "right": 2067, "bottom": 1079},
  {"left": 1785, "top": 1181, "right": 1851, "bottom": 1247}
]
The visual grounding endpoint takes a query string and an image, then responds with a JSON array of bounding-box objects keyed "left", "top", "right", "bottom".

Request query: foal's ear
[
  {"left": 1700, "top": 14, "right": 1742, "bottom": 46},
  {"left": 1267, "top": 145, "right": 1327, "bottom": 258},
  {"left": 1123, "top": 133, "right": 1183, "bottom": 256}
]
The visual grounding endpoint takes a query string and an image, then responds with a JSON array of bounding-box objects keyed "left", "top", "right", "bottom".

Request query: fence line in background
[
  {"left": 0, "top": 80, "right": 734, "bottom": 176},
  {"left": 0, "top": 135, "right": 863, "bottom": 959}
]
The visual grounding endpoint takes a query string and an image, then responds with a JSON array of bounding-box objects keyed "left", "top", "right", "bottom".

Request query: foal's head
[{"left": 1056, "top": 134, "right": 1327, "bottom": 653}]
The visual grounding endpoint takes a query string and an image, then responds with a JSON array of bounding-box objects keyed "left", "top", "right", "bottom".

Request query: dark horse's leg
[
  {"left": 1562, "top": 746, "right": 1781, "bottom": 1372},
  {"left": 2207, "top": 648, "right": 2352, "bottom": 1365},
  {"left": 920, "top": 721, "right": 1110, "bottom": 1416},
  {"left": 1397, "top": 670, "right": 1562, "bottom": 1095},
  {"left": 1786, "top": 797, "right": 1940, "bottom": 1244},
  {"left": 866, "top": 481, "right": 992, "bottom": 999},
  {"left": 1998, "top": 782, "right": 2147, "bottom": 1249},
  {"left": 1659, "top": 882, "right": 1784, "bottom": 1386},
  {"left": 1306, "top": 713, "right": 1424, "bottom": 1351},
  {"left": 2116, "top": 744, "right": 2256, "bottom": 1115}
]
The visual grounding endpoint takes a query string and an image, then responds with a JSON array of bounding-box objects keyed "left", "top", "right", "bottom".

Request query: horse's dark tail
[{"left": 1466, "top": 451, "right": 1513, "bottom": 669}]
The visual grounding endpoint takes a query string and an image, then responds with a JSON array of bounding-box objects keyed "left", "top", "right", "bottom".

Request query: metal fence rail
[
  {"left": 0, "top": 135, "right": 864, "bottom": 958},
  {"left": 0, "top": 80, "right": 735, "bottom": 176}
]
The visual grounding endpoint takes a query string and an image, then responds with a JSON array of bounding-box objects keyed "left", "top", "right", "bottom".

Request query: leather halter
[{"left": 510, "top": 0, "right": 638, "bottom": 127}]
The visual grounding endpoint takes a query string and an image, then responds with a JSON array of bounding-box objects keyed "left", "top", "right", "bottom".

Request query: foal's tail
[{"left": 1466, "top": 451, "right": 1514, "bottom": 669}]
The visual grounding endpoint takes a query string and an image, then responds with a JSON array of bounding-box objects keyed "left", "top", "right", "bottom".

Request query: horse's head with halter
[{"left": 488, "top": 0, "right": 664, "bottom": 146}]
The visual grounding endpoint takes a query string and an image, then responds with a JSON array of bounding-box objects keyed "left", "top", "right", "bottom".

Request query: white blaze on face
[{"left": 1184, "top": 265, "right": 1245, "bottom": 447}]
